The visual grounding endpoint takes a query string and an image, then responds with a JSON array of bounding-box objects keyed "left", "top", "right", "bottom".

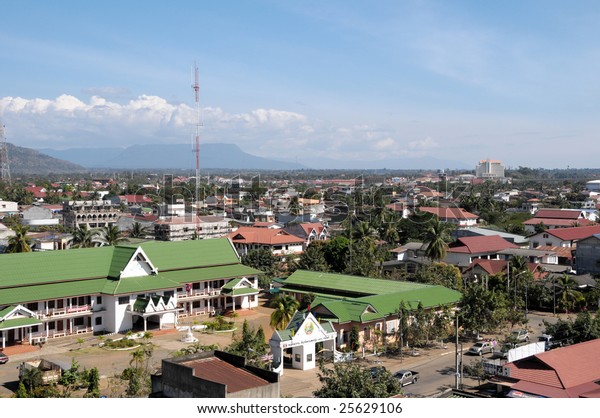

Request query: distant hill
[
  {"left": 5, "top": 143, "right": 86, "bottom": 174},
  {"left": 39, "top": 143, "right": 308, "bottom": 170},
  {"left": 298, "top": 155, "right": 471, "bottom": 170}
]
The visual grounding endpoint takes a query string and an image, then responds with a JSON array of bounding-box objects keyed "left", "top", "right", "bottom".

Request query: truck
[
  {"left": 19, "top": 359, "right": 67, "bottom": 385},
  {"left": 393, "top": 369, "right": 419, "bottom": 387}
]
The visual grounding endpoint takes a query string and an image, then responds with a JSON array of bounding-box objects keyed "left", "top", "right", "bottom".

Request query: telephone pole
[{"left": 0, "top": 119, "right": 11, "bottom": 186}]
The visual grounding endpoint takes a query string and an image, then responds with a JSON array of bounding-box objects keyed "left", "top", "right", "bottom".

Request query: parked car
[
  {"left": 538, "top": 334, "right": 562, "bottom": 351},
  {"left": 0, "top": 352, "right": 8, "bottom": 365},
  {"left": 467, "top": 340, "right": 497, "bottom": 355},
  {"left": 393, "top": 370, "right": 419, "bottom": 386},
  {"left": 510, "top": 329, "right": 530, "bottom": 342}
]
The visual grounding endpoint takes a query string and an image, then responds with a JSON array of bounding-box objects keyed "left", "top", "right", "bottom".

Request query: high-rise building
[{"left": 475, "top": 159, "right": 505, "bottom": 178}]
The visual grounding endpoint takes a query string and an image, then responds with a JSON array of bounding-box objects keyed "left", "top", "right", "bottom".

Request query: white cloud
[{"left": 408, "top": 136, "right": 438, "bottom": 150}]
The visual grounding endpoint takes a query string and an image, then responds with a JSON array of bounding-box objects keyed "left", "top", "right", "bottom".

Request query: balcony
[{"left": 37, "top": 304, "right": 93, "bottom": 320}]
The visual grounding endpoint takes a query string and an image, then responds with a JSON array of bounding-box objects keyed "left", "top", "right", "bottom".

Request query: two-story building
[
  {"left": 419, "top": 207, "right": 479, "bottom": 228},
  {"left": 62, "top": 200, "right": 122, "bottom": 230},
  {"left": 0, "top": 238, "right": 260, "bottom": 349},
  {"left": 228, "top": 226, "right": 305, "bottom": 259}
]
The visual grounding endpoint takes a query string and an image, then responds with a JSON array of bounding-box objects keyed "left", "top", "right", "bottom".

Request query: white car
[{"left": 467, "top": 340, "right": 496, "bottom": 355}]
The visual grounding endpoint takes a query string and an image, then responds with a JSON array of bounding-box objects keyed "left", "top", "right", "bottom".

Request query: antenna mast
[
  {"left": 0, "top": 119, "right": 11, "bottom": 186},
  {"left": 192, "top": 62, "right": 201, "bottom": 235}
]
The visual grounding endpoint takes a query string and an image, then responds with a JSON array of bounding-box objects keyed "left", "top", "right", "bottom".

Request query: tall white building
[{"left": 475, "top": 159, "right": 505, "bottom": 178}]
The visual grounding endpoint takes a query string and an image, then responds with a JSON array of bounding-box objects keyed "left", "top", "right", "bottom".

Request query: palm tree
[
  {"left": 97, "top": 225, "right": 128, "bottom": 246},
  {"left": 69, "top": 224, "right": 100, "bottom": 248},
  {"left": 269, "top": 294, "right": 300, "bottom": 330},
  {"left": 422, "top": 216, "right": 454, "bottom": 261},
  {"left": 128, "top": 222, "right": 152, "bottom": 239},
  {"left": 6, "top": 222, "right": 32, "bottom": 253},
  {"left": 556, "top": 273, "right": 585, "bottom": 313}
]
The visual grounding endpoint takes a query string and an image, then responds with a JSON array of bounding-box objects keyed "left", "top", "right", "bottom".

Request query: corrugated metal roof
[{"left": 183, "top": 357, "right": 269, "bottom": 393}]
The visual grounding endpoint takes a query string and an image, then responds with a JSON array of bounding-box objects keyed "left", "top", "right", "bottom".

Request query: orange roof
[
  {"left": 420, "top": 207, "right": 479, "bottom": 220},
  {"left": 506, "top": 339, "right": 600, "bottom": 397},
  {"left": 229, "top": 226, "right": 305, "bottom": 245},
  {"left": 448, "top": 235, "right": 519, "bottom": 254}
]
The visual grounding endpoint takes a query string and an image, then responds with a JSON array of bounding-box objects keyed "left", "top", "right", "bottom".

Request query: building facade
[
  {"left": 0, "top": 238, "right": 260, "bottom": 349},
  {"left": 475, "top": 159, "right": 505, "bottom": 179}
]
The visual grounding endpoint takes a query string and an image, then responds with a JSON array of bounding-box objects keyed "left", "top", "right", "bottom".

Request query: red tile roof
[
  {"left": 448, "top": 235, "right": 519, "bottom": 254},
  {"left": 229, "top": 226, "right": 305, "bottom": 245},
  {"left": 385, "top": 203, "right": 406, "bottom": 212},
  {"left": 523, "top": 218, "right": 595, "bottom": 227},
  {"left": 183, "top": 357, "right": 270, "bottom": 393},
  {"left": 464, "top": 259, "right": 541, "bottom": 276},
  {"left": 534, "top": 209, "right": 584, "bottom": 220},
  {"left": 119, "top": 194, "right": 153, "bottom": 204},
  {"left": 419, "top": 207, "right": 478, "bottom": 220},
  {"left": 506, "top": 339, "right": 600, "bottom": 397},
  {"left": 534, "top": 245, "right": 574, "bottom": 259},
  {"left": 543, "top": 225, "right": 600, "bottom": 242}
]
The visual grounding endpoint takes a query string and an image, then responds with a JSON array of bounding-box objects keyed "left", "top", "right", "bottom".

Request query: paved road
[{"left": 0, "top": 309, "right": 568, "bottom": 398}]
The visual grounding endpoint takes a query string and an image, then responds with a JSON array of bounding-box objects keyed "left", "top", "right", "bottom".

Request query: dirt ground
[{"left": 0, "top": 295, "right": 276, "bottom": 398}]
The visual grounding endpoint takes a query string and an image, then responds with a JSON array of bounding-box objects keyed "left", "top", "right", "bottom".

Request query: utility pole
[
  {"left": 0, "top": 120, "right": 11, "bottom": 186},
  {"left": 455, "top": 313, "right": 460, "bottom": 389}
]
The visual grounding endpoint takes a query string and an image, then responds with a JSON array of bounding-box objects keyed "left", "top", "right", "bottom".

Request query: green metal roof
[
  {"left": 224, "top": 287, "right": 259, "bottom": 296},
  {"left": 358, "top": 287, "right": 462, "bottom": 316},
  {"left": 0, "top": 246, "right": 114, "bottom": 288},
  {"left": 137, "top": 238, "right": 240, "bottom": 269},
  {"left": 0, "top": 238, "right": 241, "bottom": 290},
  {"left": 221, "top": 278, "right": 242, "bottom": 290},
  {"left": 0, "top": 279, "right": 107, "bottom": 306},
  {"left": 0, "top": 317, "right": 42, "bottom": 330},
  {"left": 0, "top": 239, "right": 260, "bottom": 305},
  {"left": 158, "top": 265, "right": 261, "bottom": 285},
  {"left": 0, "top": 306, "right": 14, "bottom": 319},
  {"left": 282, "top": 270, "right": 433, "bottom": 297},
  {"left": 313, "top": 299, "right": 382, "bottom": 324},
  {"left": 288, "top": 270, "right": 462, "bottom": 325},
  {"left": 101, "top": 274, "right": 182, "bottom": 296},
  {"left": 107, "top": 246, "right": 138, "bottom": 278}
]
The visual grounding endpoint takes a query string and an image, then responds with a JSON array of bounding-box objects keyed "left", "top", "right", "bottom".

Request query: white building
[{"left": 475, "top": 159, "right": 505, "bottom": 179}]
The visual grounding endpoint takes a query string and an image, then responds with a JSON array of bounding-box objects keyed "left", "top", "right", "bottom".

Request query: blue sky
[{"left": 2, "top": 1, "right": 600, "bottom": 169}]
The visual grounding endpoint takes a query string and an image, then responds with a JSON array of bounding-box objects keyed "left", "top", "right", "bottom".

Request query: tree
[
  {"left": 313, "top": 362, "right": 401, "bottom": 398},
  {"left": 413, "top": 263, "right": 463, "bottom": 291},
  {"left": 97, "top": 225, "right": 128, "bottom": 246},
  {"left": 227, "top": 320, "right": 268, "bottom": 365},
  {"left": 322, "top": 236, "right": 350, "bottom": 273},
  {"left": 69, "top": 224, "right": 100, "bottom": 248},
  {"left": 269, "top": 294, "right": 299, "bottom": 330},
  {"left": 128, "top": 221, "right": 152, "bottom": 238},
  {"left": 83, "top": 367, "right": 100, "bottom": 398},
  {"left": 5, "top": 222, "right": 32, "bottom": 253},
  {"left": 241, "top": 248, "right": 278, "bottom": 278},
  {"left": 348, "top": 325, "right": 361, "bottom": 352},
  {"left": 297, "top": 242, "right": 329, "bottom": 272},
  {"left": 555, "top": 274, "right": 585, "bottom": 313},
  {"left": 459, "top": 286, "right": 508, "bottom": 338},
  {"left": 421, "top": 216, "right": 454, "bottom": 261}
]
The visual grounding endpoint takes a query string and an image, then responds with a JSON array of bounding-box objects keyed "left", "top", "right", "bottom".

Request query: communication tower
[
  {"left": 192, "top": 63, "right": 202, "bottom": 234},
  {"left": 0, "top": 119, "right": 11, "bottom": 186}
]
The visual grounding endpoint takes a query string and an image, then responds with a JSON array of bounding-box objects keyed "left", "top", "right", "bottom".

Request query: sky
[{"left": 2, "top": 0, "right": 600, "bottom": 169}]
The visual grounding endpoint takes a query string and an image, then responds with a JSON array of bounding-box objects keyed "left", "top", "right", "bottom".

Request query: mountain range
[{"left": 4, "top": 142, "right": 469, "bottom": 174}]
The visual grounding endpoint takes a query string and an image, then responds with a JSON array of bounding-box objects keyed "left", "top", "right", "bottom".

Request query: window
[
  {"left": 96, "top": 296, "right": 102, "bottom": 305},
  {"left": 95, "top": 317, "right": 102, "bottom": 326},
  {"left": 74, "top": 317, "right": 84, "bottom": 326},
  {"left": 118, "top": 296, "right": 129, "bottom": 305},
  {"left": 295, "top": 354, "right": 301, "bottom": 362},
  {"left": 307, "top": 354, "right": 313, "bottom": 362}
]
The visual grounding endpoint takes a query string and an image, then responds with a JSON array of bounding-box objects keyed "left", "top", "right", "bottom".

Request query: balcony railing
[{"left": 37, "top": 304, "right": 93, "bottom": 319}]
